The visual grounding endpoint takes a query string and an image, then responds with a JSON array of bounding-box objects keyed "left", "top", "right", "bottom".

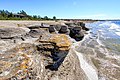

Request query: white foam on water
[
  {"left": 108, "top": 23, "right": 120, "bottom": 36},
  {"left": 99, "top": 21, "right": 111, "bottom": 27},
  {"left": 115, "top": 32, "right": 120, "bottom": 36},
  {"left": 97, "top": 30, "right": 104, "bottom": 46},
  {"left": 116, "top": 28, "right": 120, "bottom": 31},
  {"left": 86, "top": 21, "right": 120, "bottom": 80},
  {"left": 109, "top": 23, "right": 120, "bottom": 29},
  {"left": 71, "top": 33, "right": 98, "bottom": 80},
  {"left": 98, "top": 21, "right": 120, "bottom": 37},
  {"left": 74, "top": 50, "right": 98, "bottom": 80}
]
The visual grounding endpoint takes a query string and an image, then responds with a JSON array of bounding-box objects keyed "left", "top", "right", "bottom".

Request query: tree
[
  {"left": 8, "top": 12, "right": 14, "bottom": 18},
  {"left": 0, "top": 10, "right": 7, "bottom": 17},
  {"left": 27, "top": 15, "right": 33, "bottom": 20},
  {"left": 53, "top": 16, "right": 56, "bottom": 20},
  {"left": 5, "top": 10, "right": 10, "bottom": 15},
  {"left": 37, "top": 15, "right": 41, "bottom": 19},
  {"left": 44, "top": 16, "right": 49, "bottom": 20},
  {"left": 33, "top": 15, "right": 37, "bottom": 19},
  {"left": 0, "top": 9, "right": 53, "bottom": 20},
  {"left": 18, "top": 10, "right": 27, "bottom": 16}
]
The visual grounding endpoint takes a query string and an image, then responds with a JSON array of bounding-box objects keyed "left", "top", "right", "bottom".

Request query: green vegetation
[
  {"left": 0, "top": 10, "right": 57, "bottom": 20},
  {"left": 53, "top": 16, "right": 56, "bottom": 20}
]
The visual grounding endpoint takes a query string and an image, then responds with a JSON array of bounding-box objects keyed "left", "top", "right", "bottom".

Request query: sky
[{"left": 0, "top": 0, "right": 120, "bottom": 19}]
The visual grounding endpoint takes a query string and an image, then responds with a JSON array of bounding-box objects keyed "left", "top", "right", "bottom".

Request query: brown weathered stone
[
  {"left": 49, "top": 34, "right": 71, "bottom": 50},
  {"left": 36, "top": 34, "right": 71, "bottom": 51}
]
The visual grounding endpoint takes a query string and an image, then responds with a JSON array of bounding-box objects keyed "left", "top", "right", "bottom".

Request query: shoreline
[
  {"left": 0, "top": 20, "right": 90, "bottom": 79},
  {"left": 79, "top": 21, "right": 120, "bottom": 79},
  {"left": 70, "top": 32, "right": 98, "bottom": 80},
  {"left": 1, "top": 20, "right": 120, "bottom": 79}
]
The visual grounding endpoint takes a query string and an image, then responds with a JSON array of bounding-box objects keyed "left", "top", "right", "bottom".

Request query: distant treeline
[{"left": 0, "top": 10, "right": 57, "bottom": 20}]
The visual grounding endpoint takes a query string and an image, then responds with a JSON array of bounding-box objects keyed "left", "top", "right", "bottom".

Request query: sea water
[
  {"left": 74, "top": 21, "right": 120, "bottom": 80},
  {"left": 86, "top": 21, "right": 120, "bottom": 54}
]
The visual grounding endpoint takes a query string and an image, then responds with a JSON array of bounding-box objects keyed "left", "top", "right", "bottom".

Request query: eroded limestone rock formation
[
  {"left": 69, "top": 26, "right": 84, "bottom": 41},
  {"left": 0, "top": 25, "right": 88, "bottom": 80}
]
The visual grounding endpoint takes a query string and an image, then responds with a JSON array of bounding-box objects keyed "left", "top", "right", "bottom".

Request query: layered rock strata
[{"left": 0, "top": 22, "right": 88, "bottom": 80}]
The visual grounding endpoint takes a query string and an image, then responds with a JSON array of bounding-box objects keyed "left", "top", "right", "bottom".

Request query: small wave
[
  {"left": 109, "top": 23, "right": 120, "bottom": 29},
  {"left": 75, "top": 50, "right": 98, "bottom": 80},
  {"left": 99, "top": 21, "right": 111, "bottom": 27},
  {"left": 115, "top": 32, "right": 120, "bottom": 36},
  {"left": 87, "top": 21, "right": 120, "bottom": 37}
]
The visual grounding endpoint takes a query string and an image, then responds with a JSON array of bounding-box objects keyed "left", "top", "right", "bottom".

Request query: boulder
[
  {"left": 27, "top": 25, "right": 41, "bottom": 29},
  {"left": 70, "top": 27, "right": 84, "bottom": 41},
  {"left": 59, "top": 25, "right": 70, "bottom": 35},
  {"left": 0, "top": 27, "right": 29, "bottom": 38},
  {"left": 74, "top": 31, "right": 84, "bottom": 41},
  {"left": 82, "top": 26, "right": 89, "bottom": 31},
  {"left": 29, "top": 29, "right": 40, "bottom": 38},
  {"left": 48, "top": 25, "right": 61, "bottom": 33},
  {"left": 49, "top": 34, "right": 71, "bottom": 51},
  {"left": 59, "top": 25, "right": 68, "bottom": 33},
  {"left": 65, "top": 22, "right": 72, "bottom": 26},
  {"left": 77, "top": 22, "right": 89, "bottom": 31},
  {"left": 54, "top": 25, "right": 61, "bottom": 31},
  {"left": 29, "top": 29, "right": 48, "bottom": 38},
  {"left": 49, "top": 25, "right": 56, "bottom": 33},
  {"left": 37, "top": 34, "right": 71, "bottom": 51},
  {"left": 72, "top": 26, "right": 82, "bottom": 32}
]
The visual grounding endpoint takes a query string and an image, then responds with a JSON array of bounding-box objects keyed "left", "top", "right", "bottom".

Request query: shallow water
[
  {"left": 86, "top": 21, "right": 120, "bottom": 53},
  {"left": 73, "top": 21, "right": 120, "bottom": 80}
]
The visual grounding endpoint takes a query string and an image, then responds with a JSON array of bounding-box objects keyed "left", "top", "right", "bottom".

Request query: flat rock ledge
[{"left": 0, "top": 21, "right": 88, "bottom": 80}]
